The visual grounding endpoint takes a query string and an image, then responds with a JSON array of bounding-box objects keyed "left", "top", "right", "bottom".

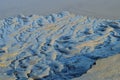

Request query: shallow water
[{"left": 0, "top": 0, "right": 120, "bottom": 19}]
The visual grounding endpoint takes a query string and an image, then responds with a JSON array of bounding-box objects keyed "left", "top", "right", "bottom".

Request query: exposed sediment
[
  {"left": 0, "top": 11, "right": 120, "bottom": 80},
  {"left": 74, "top": 54, "right": 120, "bottom": 80}
]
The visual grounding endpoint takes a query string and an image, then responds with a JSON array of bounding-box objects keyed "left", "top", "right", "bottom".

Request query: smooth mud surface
[{"left": 74, "top": 54, "right": 120, "bottom": 80}]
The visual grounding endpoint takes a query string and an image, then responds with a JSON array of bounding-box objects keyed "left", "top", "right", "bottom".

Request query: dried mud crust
[{"left": 0, "top": 11, "right": 120, "bottom": 80}]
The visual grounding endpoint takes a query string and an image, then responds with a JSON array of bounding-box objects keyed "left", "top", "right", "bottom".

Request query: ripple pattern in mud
[{"left": 0, "top": 11, "right": 120, "bottom": 80}]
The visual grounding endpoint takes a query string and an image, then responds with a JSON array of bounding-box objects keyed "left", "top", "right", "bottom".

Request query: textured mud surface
[{"left": 0, "top": 11, "right": 120, "bottom": 80}]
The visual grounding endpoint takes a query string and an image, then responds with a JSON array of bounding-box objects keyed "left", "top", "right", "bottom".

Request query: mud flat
[{"left": 0, "top": 12, "right": 120, "bottom": 80}]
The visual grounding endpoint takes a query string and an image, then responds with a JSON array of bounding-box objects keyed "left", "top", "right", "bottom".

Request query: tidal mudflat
[{"left": 0, "top": 12, "right": 120, "bottom": 80}]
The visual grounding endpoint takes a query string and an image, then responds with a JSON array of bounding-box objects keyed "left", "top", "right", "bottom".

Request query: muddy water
[{"left": 0, "top": 0, "right": 120, "bottom": 19}]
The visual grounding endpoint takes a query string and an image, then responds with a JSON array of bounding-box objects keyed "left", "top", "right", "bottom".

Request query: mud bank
[{"left": 0, "top": 12, "right": 120, "bottom": 80}]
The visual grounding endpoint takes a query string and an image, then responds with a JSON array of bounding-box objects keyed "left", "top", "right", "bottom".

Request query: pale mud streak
[
  {"left": 8, "top": 14, "right": 74, "bottom": 51},
  {"left": 0, "top": 11, "right": 120, "bottom": 80},
  {"left": 75, "top": 27, "right": 114, "bottom": 53}
]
